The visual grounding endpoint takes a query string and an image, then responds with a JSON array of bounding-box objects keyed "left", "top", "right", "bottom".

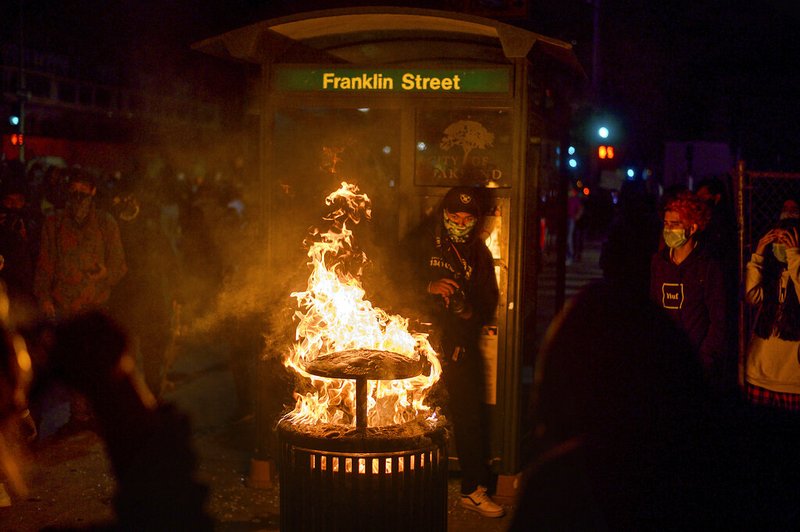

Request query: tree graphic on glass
[{"left": 440, "top": 120, "right": 495, "bottom": 165}]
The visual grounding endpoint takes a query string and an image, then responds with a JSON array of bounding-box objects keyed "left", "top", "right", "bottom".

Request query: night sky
[{"left": 3, "top": 0, "right": 799, "bottom": 171}]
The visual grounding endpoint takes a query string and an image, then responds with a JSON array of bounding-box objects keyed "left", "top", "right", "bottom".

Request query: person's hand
[
  {"left": 780, "top": 227, "right": 799, "bottom": 249},
  {"left": 427, "top": 278, "right": 460, "bottom": 305},
  {"left": 756, "top": 229, "right": 782, "bottom": 255}
]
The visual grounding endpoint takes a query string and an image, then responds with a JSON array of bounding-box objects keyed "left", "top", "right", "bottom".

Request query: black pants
[{"left": 441, "top": 344, "right": 491, "bottom": 494}]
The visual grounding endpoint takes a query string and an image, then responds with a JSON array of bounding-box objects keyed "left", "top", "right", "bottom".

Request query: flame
[{"left": 283, "top": 182, "right": 441, "bottom": 427}]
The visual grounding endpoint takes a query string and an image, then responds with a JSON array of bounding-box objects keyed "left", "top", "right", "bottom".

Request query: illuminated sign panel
[{"left": 273, "top": 67, "right": 511, "bottom": 94}]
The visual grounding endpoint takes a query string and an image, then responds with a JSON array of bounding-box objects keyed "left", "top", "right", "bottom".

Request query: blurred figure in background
[
  {"left": 34, "top": 168, "right": 127, "bottom": 433},
  {"left": 0, "top": 304, "right": 212, "bottom": 529},
  {"left": 174, "top": 182, "right": 223, "bottom": 326},
  {"left": 566, "top": 185, "right": 584, "bottom": 264},
  {"left": 0, "top": 162, "right": 40, "bottom": 322},
  {"left": 38, "top": 166, "right": 68, "bottom": 217},
  {"left": 599, "top": 180, "right": 661, "bottom": 298},
  {"left": 695, "top": 176, "right": 739, "bottom": 378},
  {"left": 108, "top": 180, "right": 178, "bottom": 399},
  {"left": 695, "top": 177, "right": 738, "bottom": 265},
  {"left": 0, "top": 284, "right": 37, "bottom": 507}
]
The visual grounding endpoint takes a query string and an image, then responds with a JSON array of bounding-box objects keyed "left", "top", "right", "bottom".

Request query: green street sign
[{"left": 273, "top": 67, "right": 511, "bottom": 94}]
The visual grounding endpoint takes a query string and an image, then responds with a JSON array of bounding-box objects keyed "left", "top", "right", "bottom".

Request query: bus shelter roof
[{"left": 193, "top": 7, "right": 583, "bottom": 75}]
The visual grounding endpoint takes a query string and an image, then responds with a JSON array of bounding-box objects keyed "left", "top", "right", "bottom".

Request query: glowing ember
[
  {"left": 283, "top": 182, "right": 441, "bottom": 427},
  {"left": 312, "top": 454, "right": 422, "bottom": 474}
]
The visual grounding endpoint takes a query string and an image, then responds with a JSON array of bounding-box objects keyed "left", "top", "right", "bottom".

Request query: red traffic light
[{"left": 598, "top": 145, "right": 615, "bottom": 159}]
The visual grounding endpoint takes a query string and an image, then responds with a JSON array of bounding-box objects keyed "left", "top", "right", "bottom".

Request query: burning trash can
[
  {"left": 278, "top": 184, "right": 448, "bottom": 531},
  {"left": 279, "top": 350, "right": 448, "bottom": 531}
]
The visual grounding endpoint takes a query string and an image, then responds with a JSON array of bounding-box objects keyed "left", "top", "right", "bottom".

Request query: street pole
[
  {"left": 589, "top": 0, "right": 601, "bottom": 186},
  {"left": 591, "top": 0, "right": 600, "bottom": 97},
  {"left": 18, "top": 0, "right": 26, "bottom": 163}
]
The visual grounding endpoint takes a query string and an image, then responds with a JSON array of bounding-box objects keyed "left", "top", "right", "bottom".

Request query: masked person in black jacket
[{"left": 402, "top": 187, "right": 503, "bottom": 518}]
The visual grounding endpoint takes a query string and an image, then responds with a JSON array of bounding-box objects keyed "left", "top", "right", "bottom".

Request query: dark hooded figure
[
  {"left": 511, "top": 281, "right": 736, "bottom": 530},
  {"left": 400, "top": 186, "right": 503, "bottom": 518},
  {"left": 0, "top": 307, "right": 212, "bottom": 529},
  {"left": 0, "top": 163, "right": 40, "bottom": 319},
  {"left": 512, "top": 279, "right": 800, "bottom": 530}
]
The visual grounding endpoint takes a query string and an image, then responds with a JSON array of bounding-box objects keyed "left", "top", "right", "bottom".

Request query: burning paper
[{"left": 283, "top": 182, "right": 441, "bottom": 427}]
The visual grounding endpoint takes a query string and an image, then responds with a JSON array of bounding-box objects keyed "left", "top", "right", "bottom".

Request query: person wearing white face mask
[
  {"left": 650, "top": 191, "right": 732, "bottom": 395},
  {"left": 744, "top": 212, "right": 800, "bottom": 410}
]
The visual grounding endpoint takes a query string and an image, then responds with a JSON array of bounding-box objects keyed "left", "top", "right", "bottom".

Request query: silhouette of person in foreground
[
  {"left": 0, "top": 302, "right": 212, "bottom": 530},
  {"left": 513, "top": 278, "right": 800, "bottom": 530},
  {"left": 512, "top": 281, "right": 723, "bottom": 530}
]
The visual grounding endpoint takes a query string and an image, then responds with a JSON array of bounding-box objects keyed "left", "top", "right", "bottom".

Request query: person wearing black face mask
[
  {"left": 33, "top": 168, "right": 127, "bottom": 434},
  {"left": 400, "top": 187, "right": 504, "bottom": 518}
]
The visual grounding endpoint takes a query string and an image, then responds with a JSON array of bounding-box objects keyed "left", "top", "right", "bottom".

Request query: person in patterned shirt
[{"left": 34, "top": 167, "right": 127, "bottom": 433}]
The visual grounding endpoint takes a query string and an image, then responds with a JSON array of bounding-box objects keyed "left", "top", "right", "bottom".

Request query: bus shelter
[{"left": 194, "top": 7, "right": 582, "bottom": 496}]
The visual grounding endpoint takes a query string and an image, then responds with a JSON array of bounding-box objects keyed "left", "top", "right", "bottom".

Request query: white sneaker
[{"left": 460, "top": 485, "right": 504, "bottom": 518}]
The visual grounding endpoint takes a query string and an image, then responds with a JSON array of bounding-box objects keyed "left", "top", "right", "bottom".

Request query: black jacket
[{"left": 404, "top": 217, "right": 499, "bottom": 358}]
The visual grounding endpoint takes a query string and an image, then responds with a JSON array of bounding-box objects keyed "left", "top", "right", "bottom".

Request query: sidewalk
[
  {"left": 530, "top": 238, "right": 605, "bottom": 353},
  {"left": 0, "top": 335, "right": 515, "bottom": 531},
  {"left": 0, "top": 243, "right": 604, "bottom": 531}
]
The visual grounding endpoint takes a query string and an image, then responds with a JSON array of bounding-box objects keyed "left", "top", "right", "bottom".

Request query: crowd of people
[
  {"left": 4, "top": 154, "right": 800, "bottom": 528},
  {"left": 0, "top": 157, "right": 258, "bottom": 438},
  {"left": 0, "top": 154, "right": 263, "bottom": 527}
]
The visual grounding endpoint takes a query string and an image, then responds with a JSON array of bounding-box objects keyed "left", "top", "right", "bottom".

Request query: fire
[
  {"left": 312, "top": 454, "right": 424, "bottom": 474},
  {"left": 283, "top": 182, "right": 441, "bottom": 427}
]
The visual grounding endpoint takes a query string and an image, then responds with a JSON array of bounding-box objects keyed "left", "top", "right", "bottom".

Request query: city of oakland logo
[{"left": 661, "top": 283, "right": 684, "bottom": 309}]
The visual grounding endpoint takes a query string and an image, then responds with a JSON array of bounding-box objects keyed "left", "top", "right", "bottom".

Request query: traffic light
[
  {"left": 7, "top": 101, "right": 22, "bottom": 129},
  {"left": 6, "top": 101, "right": 24, "bottom": 147},
  {"left": 598, "top": 145, "right": 615, "bottom": 159}
]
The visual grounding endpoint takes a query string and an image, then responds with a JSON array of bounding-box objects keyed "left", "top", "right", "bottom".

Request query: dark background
[{"left": 2, "top": 0, "right": 798, "bottom": 172}]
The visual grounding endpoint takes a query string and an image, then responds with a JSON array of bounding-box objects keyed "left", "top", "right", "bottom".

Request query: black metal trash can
[{"left": 278, "top": 419, "right": 448, "bottom": 532}]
